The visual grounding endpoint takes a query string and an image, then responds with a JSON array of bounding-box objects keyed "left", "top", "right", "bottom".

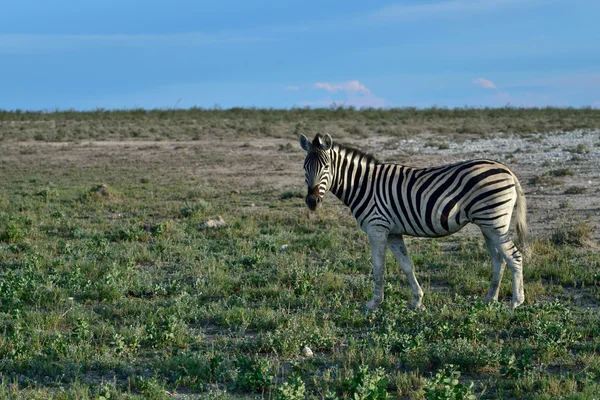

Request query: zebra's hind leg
[
  {"left": 387, "top": 234, "right": 424, "bottom": 310},
  {"left": 365, "top": 228, "right": 388, "bottom": 311},
  {"left": 482, "top": 234, "right": 506, "bottom": 303},
  {"left": 482, "top": 228, "right": 525, "bottom": 310}
]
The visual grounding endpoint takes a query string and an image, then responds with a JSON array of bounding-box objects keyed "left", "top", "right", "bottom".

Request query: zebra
[{"left": 300, "top": 133, "right": 527, "bottom": 310}]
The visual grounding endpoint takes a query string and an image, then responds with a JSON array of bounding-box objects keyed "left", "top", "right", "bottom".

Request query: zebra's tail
[{"left": 514, "top": 176, "right": 529, "bottom": 257}]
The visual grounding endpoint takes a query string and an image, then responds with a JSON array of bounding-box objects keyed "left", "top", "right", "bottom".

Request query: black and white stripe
[{"left": 300, "top": 133, "right": 527, "bottom": 310}]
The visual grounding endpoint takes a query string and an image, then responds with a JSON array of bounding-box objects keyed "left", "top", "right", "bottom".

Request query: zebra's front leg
[
  {"left": 365, "top": 229, "right": 389, "bottom": 311},
  {"left": 387, "top": 234, "right": 424, "bottom": 310}
]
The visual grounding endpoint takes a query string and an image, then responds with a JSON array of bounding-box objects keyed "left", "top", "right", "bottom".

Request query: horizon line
[{"left": 1, "top": 104, "right": 599, "bottom": 114}]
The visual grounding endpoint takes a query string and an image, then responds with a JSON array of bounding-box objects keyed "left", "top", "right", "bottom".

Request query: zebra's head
[{"left": 299, "top": 133, "right": 333, "bottom": 211}]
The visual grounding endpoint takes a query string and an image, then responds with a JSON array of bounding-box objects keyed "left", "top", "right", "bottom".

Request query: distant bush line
[{"left": 1, "top": 106, "right": 599, "bottom": 141}]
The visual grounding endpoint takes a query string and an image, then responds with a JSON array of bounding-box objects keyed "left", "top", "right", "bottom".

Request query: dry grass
[
  {"left": 550, "top": 220, "right": 596, "bottom": 248},
  {"left": 1, "top": 107, "right": 599, "bottom": 142}
]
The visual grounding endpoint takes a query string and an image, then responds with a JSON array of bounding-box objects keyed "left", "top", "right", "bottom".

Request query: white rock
[
  {"left": 280, "top": 244, "right": 289, "bottom": 251},
  {"left": 302, "top": 345, "right": 314, "bottom": 358},
  {"left": 201, "top": 216, "right": 227, "bottom": 229}
]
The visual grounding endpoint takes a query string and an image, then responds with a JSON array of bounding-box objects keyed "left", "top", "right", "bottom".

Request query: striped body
[
  {"left": 301, "top": 133, "right": 527, "bottom": 310},
  {"left": 329, "top": 152, "right": 518, "bottom": 239}
]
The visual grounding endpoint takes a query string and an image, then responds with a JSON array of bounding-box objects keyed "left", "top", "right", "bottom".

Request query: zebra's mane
[{"left": 333, "top": 142, "right": 381, "bottom": 164}]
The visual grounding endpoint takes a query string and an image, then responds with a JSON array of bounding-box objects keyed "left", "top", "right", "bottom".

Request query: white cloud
[
  {"left": 473, "top": 77, "right": 497, "bottom": 89},
  {"left": 310, "top": 80, "right": 385, "bottom": 108},
  {"left": 0, "top": 33, "right": 278, "bottom": 54},
  {"left": 285, "top": 85, "right": 300, "bottom": 91},
  {"left": 314, "top": 80, "right": 372, "bottom": 95}
]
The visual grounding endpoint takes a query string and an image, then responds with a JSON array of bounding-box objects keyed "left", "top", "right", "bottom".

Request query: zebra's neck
[{"left": 329, "top": 144, "right": 379, "bottom": 213}]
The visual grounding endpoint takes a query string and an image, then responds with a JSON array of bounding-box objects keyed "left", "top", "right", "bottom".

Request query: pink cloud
[
  {"left": 315, "top": 80, "right": 372, "bottom": 95},
  {"left": 473, "top": 77, "right": 497, "bottom": 89},
  {"left": 311, "top": 80, "right": 385, "bottom": 108}
]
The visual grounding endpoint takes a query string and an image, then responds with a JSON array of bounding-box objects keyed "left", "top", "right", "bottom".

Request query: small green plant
[
  {"left": 423, "top": 365, "right": 476, "bottom": 400},
  {"left": 559, "top": 201, "right": 571, "bottom": 209},
  {"left": 71, "top": 317, "right": 91, "bottom": 342},
  {"left": 236, "top": 356, "right": 274, "bottom": 393},
  {"left": 0, "top": 222, "right": 26, "bottom": 242},
  {"left": 180, "top": 200, "right": 212, "bottom": 217},
  {"left": 97, "top": 381, "right": 119, "bottom": 400},
  {"left": 35, "top": 187, "right": 58, "bottom": 201},
  {"left": 344, "top": 365, "right": 390, "bottom": 400},
  {"left": 500, "top": 350, "right": 533, "bottom": 378},
  {"left": 111, "top": 332, "right": 127, "bottom": 355},
  {"left": 276, "top": 374, "right": 306, "bottom": 400},
  {"left": 144, "top": 315, "right": 186, "bottom": 348},
  {"left": 134, "top": 376, "right": 170, "bottom": 400}
]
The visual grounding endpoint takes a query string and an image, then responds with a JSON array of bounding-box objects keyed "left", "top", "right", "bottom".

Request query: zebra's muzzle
[{"left": 306, "top": 187, "right": 322, "bottom": 211}]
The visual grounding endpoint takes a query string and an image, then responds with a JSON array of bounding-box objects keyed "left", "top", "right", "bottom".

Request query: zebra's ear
[
  {"left": 299, "top": 133, "right": 312, "bottom": 152},
  {"left": 321, "top": 133, "right": 333, "bottom": 151}
]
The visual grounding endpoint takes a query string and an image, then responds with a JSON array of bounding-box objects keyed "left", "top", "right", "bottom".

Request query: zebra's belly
[
  {"left": 387, "top": 220, "right": 470, "bottom": 237},
  {"left": 377, "top": 209, "right": 470, "bottom": 238},
  {"left": 356, "top": 201, "right": 471, "bottom": 238}
]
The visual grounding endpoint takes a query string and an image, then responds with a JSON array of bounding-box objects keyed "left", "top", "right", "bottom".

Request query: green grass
[{"left": 0, "top": 109, "right": 599, "bottom": 399}]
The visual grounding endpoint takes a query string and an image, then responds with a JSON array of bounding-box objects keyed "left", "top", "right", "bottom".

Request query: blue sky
[{"left": 1, "top": 0, "right": 599, "bottom": 110}]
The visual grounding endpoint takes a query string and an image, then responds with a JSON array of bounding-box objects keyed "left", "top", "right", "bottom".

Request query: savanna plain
[{"left": 1, "top": 108, "right": 600, "bottom": 399}]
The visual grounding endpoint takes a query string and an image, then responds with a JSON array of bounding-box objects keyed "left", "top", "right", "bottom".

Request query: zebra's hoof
[
  {"left": 409, "top": 302, "right": 426, "bottom": 311},
  {"left": 510, "top": 298, "right": 525, "bottom": 310},
  {"left": 484, "top": 295, "right": 499, "bottom": 304},
  {"left": 364, "top": 299, "right": 381, "bottom": 312}
]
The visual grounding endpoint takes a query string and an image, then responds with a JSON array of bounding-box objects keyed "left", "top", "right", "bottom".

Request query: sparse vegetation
[
  {"left": 565, "top": 143, "right": 590, "bottom": 154},
  {"left": 1, "top": 106, "right": 600, "bottom": 141},
  {"left": 0, "top": 108, "right": 599, "bottom": 398},
  {"left": 559, "top": 200, "right": 571, "bottom": 209},
  {"left": 529, "top": 174, "right": 561, "bottom": 186},
  {"left": 564, "top": 186, "right": 587, "bottom": 195},
  {"left": 530, "top": 167, "right": 576, "bottom": 186},
  {"left": 550, "top": 219, "right": 596, "bottom": 247},
  {"left": 548, "top": 168, "right": 574, "bottom": 177}
]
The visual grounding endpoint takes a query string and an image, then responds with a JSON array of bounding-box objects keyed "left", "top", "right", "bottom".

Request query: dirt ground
[{"left": 6, "top": 129, "right": 600, "bottom": 242}]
